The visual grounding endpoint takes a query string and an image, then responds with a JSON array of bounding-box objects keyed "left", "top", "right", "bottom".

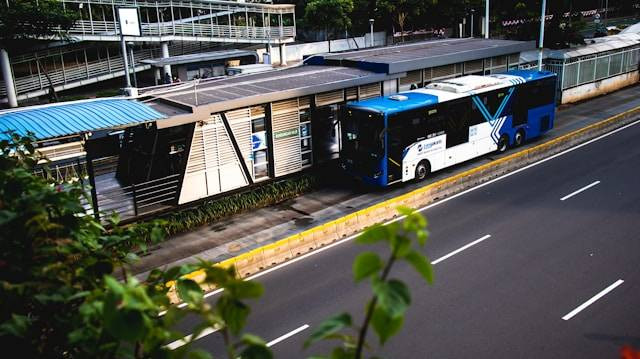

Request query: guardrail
[{"left": 164, "top": 105, "right": 640, "bottom": 303}]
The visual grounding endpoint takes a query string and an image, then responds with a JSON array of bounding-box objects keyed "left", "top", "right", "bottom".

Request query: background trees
[{"left": 303, "top": 0, "right": 355, "bottom": 40}]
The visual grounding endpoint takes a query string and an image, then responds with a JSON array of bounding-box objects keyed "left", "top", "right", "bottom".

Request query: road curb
[{"left": 166, "top": 106, "right": 640, "bottom": 302}]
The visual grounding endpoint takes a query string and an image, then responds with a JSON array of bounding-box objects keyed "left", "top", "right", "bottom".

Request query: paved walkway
[{"left": 130, "top": 84, "right": 640, "bottom": 279}]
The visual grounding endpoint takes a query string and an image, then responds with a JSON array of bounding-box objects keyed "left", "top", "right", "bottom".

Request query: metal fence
[
  {"left": 94, "top": 173, "right": 181, "bottom": 221},
  {"left": 1, "top": 48, "right": 156, "bottom": 97},
  {"left": 545, "top": 46, "right": 640, "bottom": 90}
]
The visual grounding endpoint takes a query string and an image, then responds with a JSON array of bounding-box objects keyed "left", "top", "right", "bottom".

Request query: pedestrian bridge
[
  {"left": 61, "top": 0, "right": 296, "bottom": 44},
  {"left": 1, "top": 0, "right": 295, "bottom": 105}
]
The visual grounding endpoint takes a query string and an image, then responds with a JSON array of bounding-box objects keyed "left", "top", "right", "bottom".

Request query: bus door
[
  {"left": 312, "top": 104, "right": 341, "bottom": 163},
  {"left": 387, "top": 126, "right": 404, "bottom": 183}
]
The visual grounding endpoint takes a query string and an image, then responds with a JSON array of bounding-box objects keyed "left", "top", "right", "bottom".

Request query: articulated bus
[{"left": 340, "top": 70, "right": 557, "bottom": 186}]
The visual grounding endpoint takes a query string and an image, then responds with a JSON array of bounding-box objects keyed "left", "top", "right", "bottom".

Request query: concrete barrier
[
  {"left": 234, "top": 249, "right": 266, "bottom": 278},
  {"left": 165, "top": 106, "right": 640, "bottom": 304}
]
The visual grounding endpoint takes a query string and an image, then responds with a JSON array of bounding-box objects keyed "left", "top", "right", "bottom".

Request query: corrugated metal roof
[
  {"left": 0, "top": 98, "right": 167, "bottom": 141},
  {"left": 140, "top": 49, "right": 258, "bottom": 67},
  {"left": 307, "top": 38, "right": 535, "bottom": 74},
  {"left": 620, "top": 22, "right": 640, "bottom": 34},
  {"left": 160, "top": 65, "right": 397, "bottom": 111},
  {"left": 546, "top": 33, "right": 640, "bottom": 59}
]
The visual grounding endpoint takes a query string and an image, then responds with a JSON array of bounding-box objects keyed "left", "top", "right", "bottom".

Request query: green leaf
[
  {"left": 372, "top": 279, "right": 411, "bottom": 318},
  {"left": 241, "top": 333, "right": 267, "bottom": 347},
  {"left": 0, "top": 314, "right": 30, "bottom": 337},
  {"left": 371, "top": 305, "right": 404, "bottom": 345},
  {"left": 204, "top": 265, "right": 231, "bottom": 285},
  {"left": 391, "top": 236, "right": 412, "bottom": 258},
  {"left": 218, "top": 296, "right": 250, "bottom": 335},
  {"left": 396, "top": 206, "right": 414, "bottom": 217},
  {"left": 304, "top": 313, "right": 352, "bottom": 348},
  {"left": 227, "top": 280, "right": 264, "bottom": 299},
  {"left": 353, "top": 251, "right": 383, "bottom": 282},
  {"left": 163, "top": 266, "right": 183, "bottom": 281},
  {"left": 402, "top": 209, "right": 427, "bottom": 233},
  {"left": 104, "top": 308, "right": 147, "bottom": 341},
  {"left": 416, "top": 229, "right": 429, "bottom": 247},
  {"left": 405, "top": 251, "right": 434, "bottom": 284},
  {"left": 150, "top": 225, "right": 165, "bottom": 244},
  {"left": 104, "top": 276, "right": 125, "bottom": 296},
  {"left": 177, "top": 279, "right": 203, "bottom": 305},
  {"left": 357, "top": 224, "right": 392, "bottom": 244},
  {"left": 330, "top": 346, "right": 355, "bottom": 359},
  {"left": 239, "top": 343, "right": 272, "bottom": 359},
  {"left": 187, "top": 349, "right": 214, "bottom": 359}
]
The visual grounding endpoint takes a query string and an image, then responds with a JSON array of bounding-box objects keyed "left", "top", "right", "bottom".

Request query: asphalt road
[{"left": 175, "top": 118, "right": 640, "bottom": 358}]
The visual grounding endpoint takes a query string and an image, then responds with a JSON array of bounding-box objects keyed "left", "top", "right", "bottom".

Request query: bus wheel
[
  {"left": 497, "top": 135, "right": 509, "bottom": 153},
  {"left": 415, "top": 161, "right": 430, "bottom": 181},
  {"left": 514, "top": 130, "right": 525, "bottom": 147}
]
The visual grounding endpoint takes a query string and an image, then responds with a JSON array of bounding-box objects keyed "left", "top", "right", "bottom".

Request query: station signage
[
  {"left": 252, "top": 131, "right": 267, "bottom": 150},
  {"left": 117, "top": 7, "right": 141, "bottom": 36},
  {"left": 274, "top": 128, "right": 299, "bottom": 139}
]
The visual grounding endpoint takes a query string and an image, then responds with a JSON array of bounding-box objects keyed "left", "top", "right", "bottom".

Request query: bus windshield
[{"left": 342, "top": 109, "right": 385, "bottom": 159}]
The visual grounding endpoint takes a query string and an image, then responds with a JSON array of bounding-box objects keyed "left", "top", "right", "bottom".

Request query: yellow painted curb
[{"left": 165, "top": 105, "right": 640, "bottom": 304}]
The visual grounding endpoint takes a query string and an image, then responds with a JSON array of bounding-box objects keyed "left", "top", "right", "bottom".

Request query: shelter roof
[{"left": 0, "top": 98, "right": 166, "bottom": 141}]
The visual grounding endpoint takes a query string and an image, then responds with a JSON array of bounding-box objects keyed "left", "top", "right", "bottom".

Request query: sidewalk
[{"left": 130, "top": 84, "right": 640, "bottom": 279}]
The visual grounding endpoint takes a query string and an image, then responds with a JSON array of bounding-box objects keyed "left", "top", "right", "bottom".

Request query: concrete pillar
[
  {"left": 0, "top": 49, "right": 18, "bottom": 108},
  {"left": 264, "top": 43, "right": 273, "bottom": 64},
  {"left": 279, "top": 43, "right": 287, "bottom": 66},
  {"left": 161, "top": 42, "right": 171, "bottom": 80},
  {"left": 154, "top": 67, "right": 161, "bottom": 86}
]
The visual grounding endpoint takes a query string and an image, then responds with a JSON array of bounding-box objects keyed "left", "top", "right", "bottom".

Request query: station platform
[{"left": 130, "top": 83, "right": 640, "bottom": 279}]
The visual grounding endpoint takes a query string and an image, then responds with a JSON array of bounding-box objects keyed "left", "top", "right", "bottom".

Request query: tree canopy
[
  {"left": 303, "top": 0, "right": 354, "bottom": 39},
  {"left": 0, "top": 0, "right": 78, "bottom": 51}
]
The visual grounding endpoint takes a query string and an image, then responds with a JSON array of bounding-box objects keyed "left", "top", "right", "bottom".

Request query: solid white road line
[
  {"left": 562, "top": 279, "right": 624, "bottom": 321},
  {"left": 432, "top": 235, "right": 492, "bottom": 265},
  {"left": 165, "top": 325, "right": 221, "bottom": 350},
  {"left": 266, "top": 324, "right": 310, "bottom": 347},
  {"left": 560, "top": 181, "right": 601, "bottom": 201},
  {"left": 159, "top": 118, "right": 640, "bottom": 314}
]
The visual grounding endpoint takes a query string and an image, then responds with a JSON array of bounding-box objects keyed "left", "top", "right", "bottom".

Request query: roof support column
[
  {"left": 161, "top": 41, "right": 171, "bottom": 80},
  {"left": 0, "top": 48, "right": 18, "bottom": 108},
  {"left": 279, "top": 43, "right": 287, "bottom": 66}
]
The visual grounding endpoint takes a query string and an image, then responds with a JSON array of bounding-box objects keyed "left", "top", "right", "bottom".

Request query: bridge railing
[{"left": 67, "top": 20, "right": 295, "bottom": 40}]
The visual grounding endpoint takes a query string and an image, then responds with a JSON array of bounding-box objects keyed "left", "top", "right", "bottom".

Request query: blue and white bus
[{"left": 340, "top": 70, "right": 557, "bottom": 186}]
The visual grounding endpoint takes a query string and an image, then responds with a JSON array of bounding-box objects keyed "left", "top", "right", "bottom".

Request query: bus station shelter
[{"left": 1, "top": 37, "right": 536, "bottom": 222}]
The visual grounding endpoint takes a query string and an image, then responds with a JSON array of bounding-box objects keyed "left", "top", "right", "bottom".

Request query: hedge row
[{"left": 133, "top": 174, "right": 318, "bottom": 241}]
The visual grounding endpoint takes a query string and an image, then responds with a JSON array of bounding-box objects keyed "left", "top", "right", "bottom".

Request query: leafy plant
[
  {"left": 0, "top": 132, "right": 270, "bottom": 358},
  {"left": 305, "top": 207, "right": 433, "bottom": 358},
  {"left": 134, "top": 174, "right": 318, "bottom": 242},
  {"left": 1, "top": 132, "right": 434, "bottom": 359}
]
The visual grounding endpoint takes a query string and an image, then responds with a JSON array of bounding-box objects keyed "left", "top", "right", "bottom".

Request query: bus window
[
  {"left": 425, "top": 107, "right": 445, "bottom": 137},
  {"left": 389, "top": 109, "right": 426, "bottom": 144},
  {"left": 445, "top": 99, "right": 471, "bottom": 147},
  {"left": 342, "top": 110, "right": 384, "bottom": 158}
]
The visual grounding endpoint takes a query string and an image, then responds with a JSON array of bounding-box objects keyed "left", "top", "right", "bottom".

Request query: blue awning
[{"left": 0, "top": 98, "right": 167, "bottom": 141}]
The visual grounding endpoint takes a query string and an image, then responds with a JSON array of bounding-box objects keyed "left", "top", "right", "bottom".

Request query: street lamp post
[
  {"left": 538, "top": 0, "right": 547, "bottom": 71},
  {"left": 369, "top": 19, "right": 375, "bottom": 47},
  {"left": 485, "top": 0, "right": 489, "bottom": 39},
  {"left": 471, "top": 9, "right": 475, "bottom": 38}
]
